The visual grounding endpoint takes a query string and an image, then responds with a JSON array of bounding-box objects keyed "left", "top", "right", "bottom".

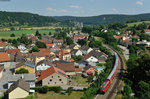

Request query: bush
[
  {"left": 15, "top": 68, "right": 29, "bottom": 74},
  {"left": 25, "top": 95, "right": 35, "bottom": 99},
  {"left": 39, "top": 86, "right": 49, "bottom": 93},
  {"left": 31, "top": 86, "right": 62, "bottom": 93},
  {"left": 10, "top": 33, "right": 15, "bottom": 37},
  {"left": 49, "top": 86, "right": 62, "bottom": 93}
]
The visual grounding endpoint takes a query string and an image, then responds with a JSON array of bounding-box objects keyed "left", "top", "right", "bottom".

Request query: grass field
[
  {"left": 37, "top": 91, "right": 84, "bottom": 99},
  {"left": 72, "top": 75, "right": 90, "bottom": 86},
  {"left": 127, "top": 21, "right": 150, "bottom": 27},
  {"left": 0, "top": 29, "right": 55, "bottom": 39}
]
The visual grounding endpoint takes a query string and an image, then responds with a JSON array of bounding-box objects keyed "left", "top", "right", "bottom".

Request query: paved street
[
  {"left": 61, "top": 85, "right": 87, "bottom": 90},
  {"left": 0, "top": 62, "right": 16, "bottom": 95},
  {"left": 118, "top": 45, "right": 129, "bottom": 60}
]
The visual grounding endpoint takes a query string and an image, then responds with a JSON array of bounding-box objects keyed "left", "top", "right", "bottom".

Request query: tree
[
  {"left": 77, "top": 38, "right": 87, "bottom": 46},
  {"left": 135, "top": 81, "right": 150, "bottom": 99},
  {"left": 66, "top": 37, "right": 74, "bottom": 45},
  {"left": 30, "top": 46, "right": 40, "bottom": 53},
  {"left": 35, "top": 41, "right": 46, "bottom": 48},
  {"left": 87, "top": 76, "right": 93, "bottom": 83},
  {"left": 10, "top": 27, "right": 15, "bottom": 31},
  {"left": 20, "top": 34, "right": 32, "bottom": 45},
  {"left": 10, "top": 33, "right": 15, "bottom": 37},
  {"left": 66, "top": 87, "right": 73, "bottom": 95},
  {"left": 49, "top": 32, "right": 52, "bottom": 35},
  {"left": 15, "top": 68, "right": 29, "bottom": 74},
  {"left": 123, "top": 85, "right": 132, "bottom": 97},
  {"left": 35, "top": 30, "right": 40, "bottom": 36}
]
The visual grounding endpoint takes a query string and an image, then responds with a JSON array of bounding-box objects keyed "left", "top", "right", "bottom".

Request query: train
[{"left": 99, "top": 52, "right": 119, "bottom": 93}]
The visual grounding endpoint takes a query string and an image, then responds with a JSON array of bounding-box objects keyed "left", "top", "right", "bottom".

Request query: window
[
  {"left": 52, "top": 76, "right": 53, "bottom": 78},
  {"left": 62, "top": 82, "right": 63, "bottom": 84},
  {"left": 48, "top": 82, "right": 50, "bottom": 84},
  {"left": 58, "top": 76, "right": 60, "bottom": 78},
  {"left": 59, "top": 79, "right": 62, "bottom": 81},
  {"left": 55, "top": 82, "right": 56, "bottom": 84},
  {"left": 50, "top": 79, "right": 52, "bottom": 81}
]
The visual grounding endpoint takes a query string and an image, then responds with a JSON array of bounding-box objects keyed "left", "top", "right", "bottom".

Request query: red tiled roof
[
  {"left": 0, "top": 42, "right": 7, "bottom": 47},
  {"left": 131, "top": 36, "right": 139, "bottom": 39},
  {"left": 74, "top": 34, "right": 88, "bottom": 38},
  {"left": 75, "top": 68, "right": 82, "bottom": 72},
  {"left": 37, "top": 66, "right": 68, "bottom": 81},
  {"left": 0, "top": 53, "right": 10, "bottom": 62},
  {"left": 59, "top": 49, "right": 70, "bottom": 55},
  {"left": 69, "top": 59, "right": 74, "bottom": 62},
  {"left": 46, "top": 44, "right": 53, "bottom": 47},
  {"left": 123, "top": 40, "right": 130, "bottom": 43},
  {"left": 114, "top": 36, "right": 122, "bottom": 39},
  {"left": 30, "top": 36, "right": 37, "bottom": 41},
  {"left": 7, "top": 49, "right": 20, "bottom": 55}
]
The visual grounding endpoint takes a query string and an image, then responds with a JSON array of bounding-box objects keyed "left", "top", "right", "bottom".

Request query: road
[{"left": 95, "top": 44, "right": 125, "bottom": 99}]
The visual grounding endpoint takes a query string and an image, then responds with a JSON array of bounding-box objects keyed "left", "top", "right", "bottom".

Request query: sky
[{"left": 0, "top": 0, "right": 149, "bottom": 16}]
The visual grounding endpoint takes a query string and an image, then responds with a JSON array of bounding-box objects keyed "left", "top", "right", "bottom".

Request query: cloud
[
  {"left": 112, "top": 8, "right": 117, "bottom": 12},
  {"left": 70, "top": 5, "right": 80, "bottom": 9},
  {"left": 47, "top": 8, "right": 68, "bottom": 13},
  {"left": 136, "top": 1, "right": 143, "bottom": 6}
]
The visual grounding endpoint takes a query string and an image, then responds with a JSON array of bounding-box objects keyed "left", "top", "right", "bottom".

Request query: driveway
[{"left": 118, "top": 45, "right": 129, "bottom": 60}]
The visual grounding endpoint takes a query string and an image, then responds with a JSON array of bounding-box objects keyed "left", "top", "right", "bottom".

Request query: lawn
[
  {"left": 71, "top": 75, "right": 90, "bottom": 86},
  {"left": 37, "top": 91, "right": 84, "bottom": 99},
  {"left": 127, "top": 21, "right": 150, "bottom": 27},
  {"left": 0, "top": 29, "right": 55, "bottom": 39}
]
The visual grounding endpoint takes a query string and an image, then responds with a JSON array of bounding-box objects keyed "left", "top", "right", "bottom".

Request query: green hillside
[
  {"left": 0, "top": 11, "right": 59, "bottom": 27},
  {"left": 53, "top": 13, "right": 150, "bottom": 25}
]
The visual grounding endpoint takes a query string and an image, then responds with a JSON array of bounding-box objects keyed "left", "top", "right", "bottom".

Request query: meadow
[
  {"left": 0, "top": 29, "right": 55, "bottom": 39},
  {"left": 127, "top": 21, "right": 150, "bottom": 27}
]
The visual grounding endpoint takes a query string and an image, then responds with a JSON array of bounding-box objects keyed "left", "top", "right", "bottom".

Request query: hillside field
[
  {"left": 127, "top": 21, "right": 150, "bottom": 27},
  {"left": 0, "top": 29, "right": 55, "bottom": 39}
]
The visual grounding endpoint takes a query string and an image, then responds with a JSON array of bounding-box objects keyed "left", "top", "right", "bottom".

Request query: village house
[
  {"left": 0, "top": 53, "right": 11, "bottom": 68},
  {"left": 83, "top": 51, "right": 107, "bottom": 66},
  {"left": 145, "top": 29, "right": 150, "bottom": 35},
  {"left": 73, "top": 34, "right": 88, "bottom": 42},
  {"left": 0, "top": 42, "right": 7, "bottom": 52},
  {"left": 58, "top": 49, "right": 71, "bottom": 61},
  {"left": 56, "top": 60, "right": 75, "bottom": 76},
  {"left": 80, "top": 46, "right": 93, "bottom": 55},
  {"left": 15, "top": 61, "right": 35, "bottom": 74},
  {"left": 85, "top": 67, "right": 98, "bottom": 76},
  {"left": 53, "top": 39, "right": 63, "bottom": 46},
  {"left": 71, "top": 49, "right": 83, "bottom": 56},
  {"left": 37, "top": 66, "right": 69, "bottom": 86},
  {"left": 36, "top": 59, "right": 53, "bottom": 72},
  {"left": 8, "top": 74, "right": 36, "bottom": 88},
  {"left": 6, "top": 79, "right": 30, "bottom": 99}
]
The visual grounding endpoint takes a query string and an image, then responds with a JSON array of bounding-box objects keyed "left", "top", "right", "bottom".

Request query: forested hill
[
  {"left": 0, "top": 11, "right": 59, "bottom": 27},
  {"left": 53, "top": 13, "right": 150, "bottom": 25}
]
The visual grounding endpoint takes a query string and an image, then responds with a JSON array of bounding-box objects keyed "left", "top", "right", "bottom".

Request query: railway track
[{"left": 95, "top": 44, "right": 126, "bottom": 99}]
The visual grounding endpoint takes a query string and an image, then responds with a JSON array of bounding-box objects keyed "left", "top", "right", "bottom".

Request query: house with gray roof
[{"left": 7, "top": 74, "right": 36, "bottom": 89}]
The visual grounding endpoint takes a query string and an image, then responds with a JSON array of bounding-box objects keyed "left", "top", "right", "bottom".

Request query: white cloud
[
  {"left": 136, "top": 1, "right": 143, "bottom": 6},
  {"left": 112, "top": 8, "right": 117, "bottom": 12},
  {"left": 70, "top": 5, "right": 80, "bottom": 9},
  {"left": 47, "top": 8, "right": 68, "bottom": 13}
]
